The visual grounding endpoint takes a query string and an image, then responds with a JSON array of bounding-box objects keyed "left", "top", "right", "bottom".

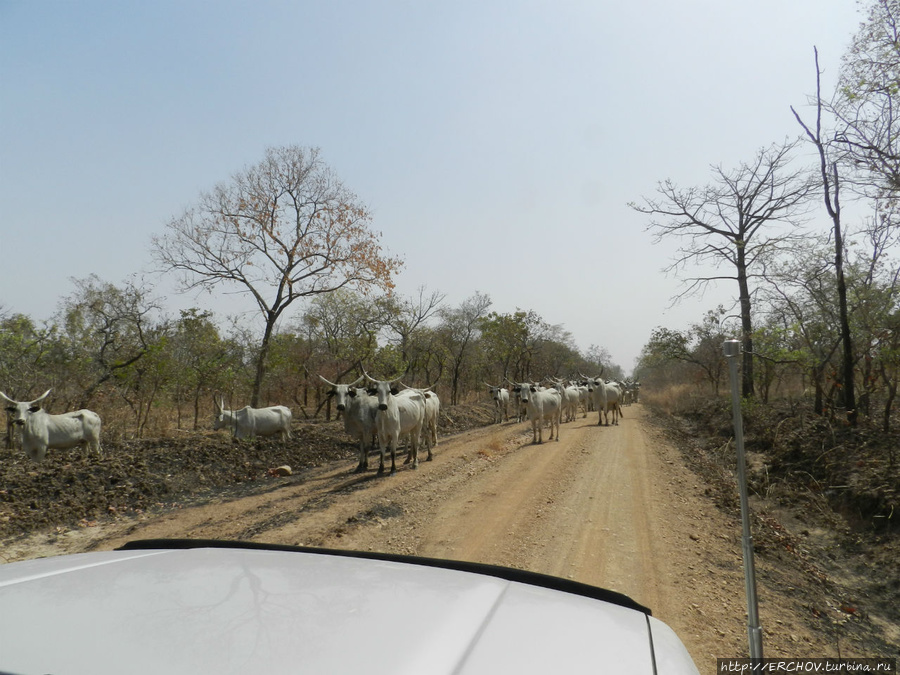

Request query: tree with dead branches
[
  {"left": 630, "top": 141, "right": 816, "bottom": 396},
  {"left": 793, "top": 48, "right": 859, "bottom": 425},
  {"left": 152, "top": 145, "right": 402, "bottom": 406}
]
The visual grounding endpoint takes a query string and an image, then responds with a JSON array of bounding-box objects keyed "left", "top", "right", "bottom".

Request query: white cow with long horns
[
  {"left": 363, "top": 370, "right": 426, "bottom": 476},
  {"left": 319, "top": 374, "right": 379, "bottom": 473},
  {"left": 485, "top": 383, "right": 510, "bottom": 424},
  {"left": 213, "top": 398, "right": 293, "bottom": 442},
  {"left": 1, "top": 389, "right": 102, "bottom": 461}
]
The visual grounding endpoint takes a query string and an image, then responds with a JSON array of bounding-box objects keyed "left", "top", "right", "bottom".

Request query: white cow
[
  {"left": 485, "top": 384, "right": 510, "bottom": 423},
  {"left": 506, "top": 378, "right": 530, "bottom": 422},
  {"left": 622, "top": 381, "right": 641, "bottom": 404},
  {"left": 575, "top": 383, "right": 591, "bottom": 417},
  {"left": 213, "top": 398, "right": 293, "bottom": 441},
  {"left": 1, "top": 389, "right": 102, "bottom": 462},
  {"left": 399, "top": 384, "right": 440, "bottom": 459},
  {"left": 512, "top": 381, "right": 561, "bottom": 444},
  {"left": 319, "top": 375, "right": 379, "bottom": 473},
  {"left": 365, "top": 374, "right": 426, "bottom": 475},
  {"left": 605, "top": 381, "right": 624, "bottom": 424},
  {"left": 550, "top": 379, "right": 581, "bottom": 423},
  {"left": 585, "top": 377, "right": 622, "bottom": 426}
]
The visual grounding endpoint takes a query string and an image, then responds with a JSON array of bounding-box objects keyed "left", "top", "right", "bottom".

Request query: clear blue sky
[{"left": 0, "top": 1, "right": 862, "bottom": 372}]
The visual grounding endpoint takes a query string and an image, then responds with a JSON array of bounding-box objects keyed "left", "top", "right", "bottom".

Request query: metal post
[{"left": 723, "top": 339, "right": 764, "bottom": 660}]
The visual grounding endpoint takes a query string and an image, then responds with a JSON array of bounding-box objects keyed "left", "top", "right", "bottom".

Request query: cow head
[
  {"left": 318, "top": 375, "right": 364, "bottom": 412},
  {"left": 486, "top": 384, "right": 506, "bottom": 402},
  {"left": 510, "top": 382, "right": 534, "bottom": 403},
  {"left": 365, "top": 377, "right": 401, "bottom": 411},
  {"left": 212, "top": 397, "right": 229, "bottom": 430},
  {"left": 1, "top": 389, "right": 51, "bottom": 426}
]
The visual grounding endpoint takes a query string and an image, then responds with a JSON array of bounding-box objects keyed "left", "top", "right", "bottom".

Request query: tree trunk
[
  {"left": 883, "top": 382, "right": 896, "bottom": 433},
  {"left": 812, "top": 364, "right": 824, "bottom": 416},
  {"left": 736, "top": 246, "right": 755, "bottom": 398},
  {"left": 834, "top": 213, "right": 857, "bottom": 425},
  {"left": 880, "top": 364, "right": 895, "bottom": 434},
  {"left": 252, "top": 313, "right": 278, "bottom": 407}
]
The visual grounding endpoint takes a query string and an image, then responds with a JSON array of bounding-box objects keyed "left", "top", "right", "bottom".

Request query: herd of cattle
[
  {"left": 487, "top": 377, "right": 640, "bottom": 444},
  {"left": 1, "top": 375, "right": 640, "bottom": 475}
]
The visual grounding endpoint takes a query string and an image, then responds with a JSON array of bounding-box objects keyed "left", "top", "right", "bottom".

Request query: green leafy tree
[
  {"left": 169, "top": 309, "right": 235, "bottom": 429},
  {"left": 438, "top": 292, "right": 492, "bottom": 404},
  {"left": 479, "top": 311, "right": 531, "bottom": 383},
  {"left": 640, "top": 308, "right": 729, "bottom": 394},
  {"left": 0, "top": 312, "right": 53, "bottom": 448},
  {"left": 301, "top": 288, "right": 384, "bottom": 377},
  {"left": 54, "top": 275, "right": 163, "bottom": 409},
  {"left": 379, "top": 286, "right": 445, "bottom": 376},
  {"left": 833, "top": 0, "right": 900, "bottom": 196}
]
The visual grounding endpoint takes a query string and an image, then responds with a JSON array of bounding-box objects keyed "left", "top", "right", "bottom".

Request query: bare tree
[
  {"left": 152, "top": 145, "right": 402, "bottom": 405},
  {"left": 380, "top": 285, "right": 446, "bottom": 367},
  {"left": 793, "top": 49, "right": 858, "bottom": 425},
  {"left": 630, "top": 141, "right": 815, "bottom": 396}
]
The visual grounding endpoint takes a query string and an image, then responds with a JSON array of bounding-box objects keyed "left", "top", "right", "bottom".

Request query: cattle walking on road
[{"left": 364, "top": 372, "right": 427, "bottom": 475}]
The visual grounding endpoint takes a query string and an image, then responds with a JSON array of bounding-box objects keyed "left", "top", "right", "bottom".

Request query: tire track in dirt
[
  {"left": 9, "top": 404, "right": 855, "bottom": 673},
  {"left": 411, "top": 412, "right": 667, "bottom": 614}
]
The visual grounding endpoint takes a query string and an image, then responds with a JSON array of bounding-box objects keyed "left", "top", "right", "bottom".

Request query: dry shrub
[{"left": 641, "top": 383, "right": 708, "bottom": 414}]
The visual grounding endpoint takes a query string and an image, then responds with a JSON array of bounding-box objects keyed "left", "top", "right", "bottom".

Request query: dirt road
[{"left": 5, "top": 405, "right": 851, "bottom": 673}]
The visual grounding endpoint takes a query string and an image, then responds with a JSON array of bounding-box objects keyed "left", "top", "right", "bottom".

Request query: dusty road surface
[{"left": 4, "top": 405, "right": 852, "bottom": 673}]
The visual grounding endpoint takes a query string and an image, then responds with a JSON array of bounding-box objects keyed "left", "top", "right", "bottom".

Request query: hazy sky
[{"left": 0, "top": 1, "right": 863, "bottom": 372}]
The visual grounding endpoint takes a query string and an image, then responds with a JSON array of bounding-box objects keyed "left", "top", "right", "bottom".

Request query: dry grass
[{"left": 641, "top": 383, "right": 713, "bottom": 414}]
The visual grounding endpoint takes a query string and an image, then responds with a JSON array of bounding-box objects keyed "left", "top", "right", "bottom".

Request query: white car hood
[{"left": 0, "top": 544, "right": 698, "bottom": 675}]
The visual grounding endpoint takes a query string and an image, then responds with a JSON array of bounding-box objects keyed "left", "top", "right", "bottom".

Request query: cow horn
[
  {"left": 0, "top": 391, "right": 16, "bottom": 404},
  {"left": 30, "top": 389, "right": 51, "bottom": 406},
  {"left": 363, "top": 366, "right": 404, "bottom": 384},
  {"left": 318, "top": 374, "right": 339, "bottom": 388},
  {"left": 401, "top": 380, "right": 437, "bottom": 392}
]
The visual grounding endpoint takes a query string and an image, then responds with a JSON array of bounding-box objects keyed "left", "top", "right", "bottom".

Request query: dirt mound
[{"left": 649, "top": 401, "right": 900, "bottom": 656}]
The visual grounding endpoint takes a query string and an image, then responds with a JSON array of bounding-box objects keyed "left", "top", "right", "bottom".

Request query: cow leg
[
  {"left": 411, "top": 436, "right": 419, "bottom": 469},
  {"left": 403, "top": 434, "right": 413, "bottom": 464},
  {"left": 354, "top": 438, "right": 367, "bottom": 473},
  {"left": 389, "top": 439, "right": 397, "bottom": 476},
  {"left": 377, "top": 435, "right": 387, "bottom": 475}
]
